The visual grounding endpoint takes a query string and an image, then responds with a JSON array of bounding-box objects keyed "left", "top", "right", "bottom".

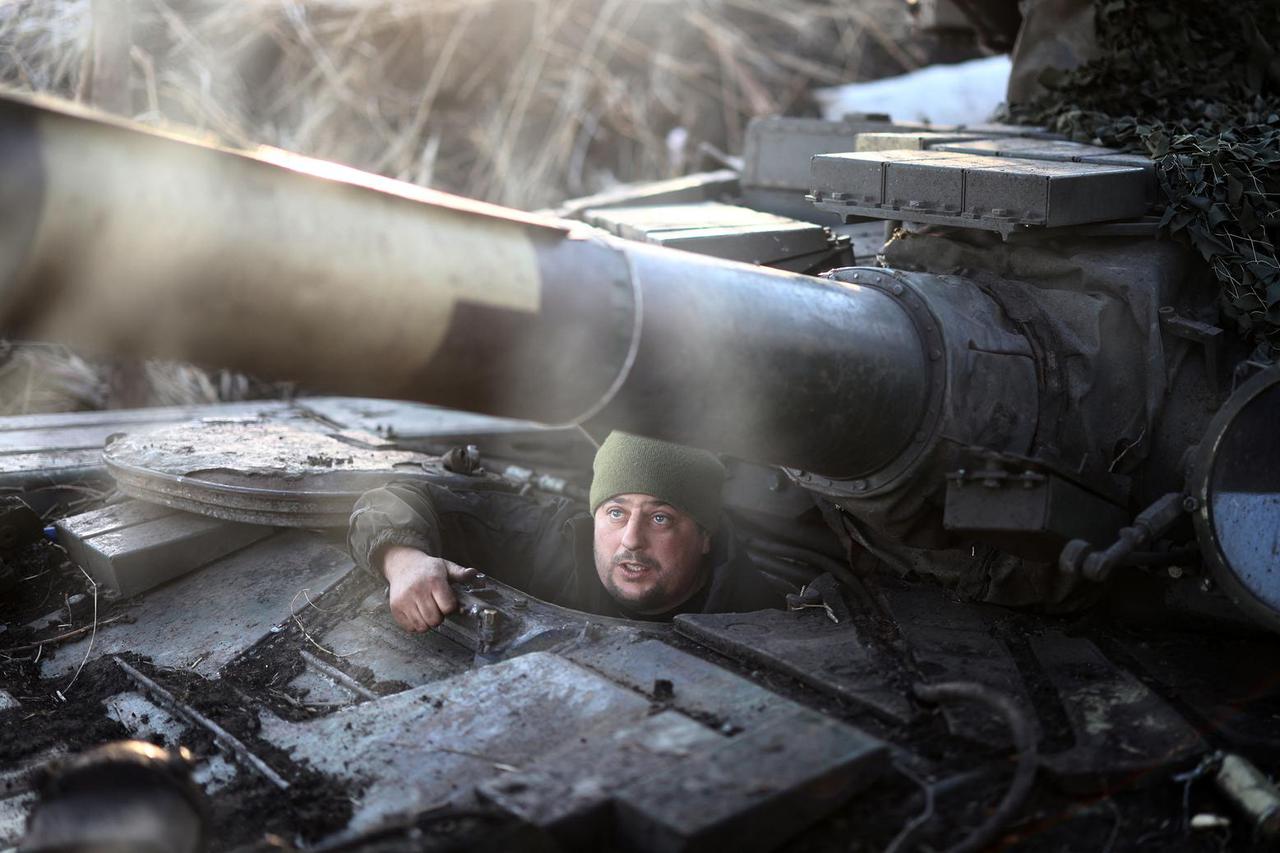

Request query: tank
[{"left": 1, "top": 85, "right": 1279, "bottom": 852}]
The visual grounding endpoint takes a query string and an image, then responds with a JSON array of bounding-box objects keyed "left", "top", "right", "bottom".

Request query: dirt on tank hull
[{"left": 0, "top": 391, "right": 1277, "bottom": 852}]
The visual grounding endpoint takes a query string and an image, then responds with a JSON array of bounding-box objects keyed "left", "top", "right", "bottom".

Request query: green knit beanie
[{"left": 589, "top": 431, "right": 726, "bottom": 533}]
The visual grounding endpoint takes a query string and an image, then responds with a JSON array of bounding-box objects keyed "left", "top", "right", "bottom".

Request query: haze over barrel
[{"left": 0, "top": 90, "right": 929, "bottom": 478}]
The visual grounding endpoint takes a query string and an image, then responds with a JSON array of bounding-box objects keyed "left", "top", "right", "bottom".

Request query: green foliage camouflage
[{"left": 1004, "top": 0, "right": 1280, "bottom": 349}]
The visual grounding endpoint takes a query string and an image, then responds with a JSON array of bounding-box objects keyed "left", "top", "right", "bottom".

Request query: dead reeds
[
  {"left": 0, "top": 0, "right": 913, "bottom": 412},
  {"left": 1, "top": 0, "right": 913, "bottom": 209}
]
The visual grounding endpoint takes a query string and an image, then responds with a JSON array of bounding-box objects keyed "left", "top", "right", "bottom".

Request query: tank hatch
[{"left": 102, "top": 421, "right": 445, "bottom": 528}]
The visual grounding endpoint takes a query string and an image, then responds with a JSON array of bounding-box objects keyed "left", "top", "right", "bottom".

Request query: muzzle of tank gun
[{"left": 0, "top": 91, "right": 1032, "bottom": 484}]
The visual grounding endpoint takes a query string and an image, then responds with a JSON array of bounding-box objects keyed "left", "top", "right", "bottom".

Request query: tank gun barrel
[{"left": 0, "top": 91, "right": 930, "bottom": 477}]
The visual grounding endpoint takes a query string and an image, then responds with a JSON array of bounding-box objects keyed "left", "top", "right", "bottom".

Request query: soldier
[{"left": 348, "top": 431, "right": 779, "bottom": 632}]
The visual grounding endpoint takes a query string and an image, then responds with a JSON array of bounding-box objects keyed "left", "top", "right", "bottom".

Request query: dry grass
[
  {"left": 0, "top": 342, "right": 289, "bottom": 413},
  {"left": 0, "top": 343, "right": 106, "bottom": 415},
  {"left": 0, "top": 0, "right": 914, "bottom": 209},
  {"left": 0, "top": 0, "right": 913, "bottom": 413}
]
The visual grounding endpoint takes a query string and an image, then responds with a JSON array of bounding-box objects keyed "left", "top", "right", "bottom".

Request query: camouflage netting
[{"left": 1004, "top": 0, "right": 1280, "bottom": 350}]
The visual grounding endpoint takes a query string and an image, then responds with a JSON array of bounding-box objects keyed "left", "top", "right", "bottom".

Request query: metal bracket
[
  {"left": 944, "top": 450, "right": 1130, "bottom": 561},
  {"left": 1058, "top": 492, "right": 1190, "bottom": 582},
  {"left": 1159, "top": 306, "right": 1224, "bottom": 397}
]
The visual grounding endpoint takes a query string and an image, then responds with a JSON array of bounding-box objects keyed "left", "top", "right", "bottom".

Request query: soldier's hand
[{"left": 382, "top": 545, "right": 477, "bottom": 633}]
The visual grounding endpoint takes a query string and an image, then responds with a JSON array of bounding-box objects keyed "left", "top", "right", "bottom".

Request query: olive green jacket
[{"left": 348, "top": 481, "right": 780, "bottom": 620}]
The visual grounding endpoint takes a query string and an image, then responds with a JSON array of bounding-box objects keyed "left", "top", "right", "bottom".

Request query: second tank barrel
[{"left": 0, "top": 91, "right": 929, "bottom": 478}]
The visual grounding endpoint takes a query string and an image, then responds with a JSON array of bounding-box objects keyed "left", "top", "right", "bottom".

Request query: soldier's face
[{"left": 593, "top": 493, "right": 711, "bottom": 615}]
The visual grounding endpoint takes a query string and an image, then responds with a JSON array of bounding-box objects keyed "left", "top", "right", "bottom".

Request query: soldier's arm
[
  {"left": 380, "top": 546, "right": 475, "bottom": 633},
  {"left": 348, "top": 480, "right": 574, "bottom": 631},
  {"left": 348, "top": 481, "right": 476, "bottom": 632}
]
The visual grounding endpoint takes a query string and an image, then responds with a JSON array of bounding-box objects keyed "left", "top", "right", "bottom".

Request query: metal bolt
[
  {"left": 1168, "top": 565, "right": 1185, "bottom": 579},
  {"left": 851, "top": 272, "right": 860, "bottom": 280},
  {"left": 477, "top": 607, "right": 499, "bottom": 653},
  {"left": 1200, "top": 578, "right": 1214, "bottom": 593},
  {"left": 852, "top": 480, "right": 867, "bottom": 492},
  {"left": 1182, "top": 495, "right": 1199, "bottom": 513},
  {"left": 891, "top": 282, "right": 905, "bottom": 295},
  {"left": 929, "top": 349, "right": 942, "bottom": 360},
  {"left": 512, "top": 596, "right": 528, "bottom": 610}
]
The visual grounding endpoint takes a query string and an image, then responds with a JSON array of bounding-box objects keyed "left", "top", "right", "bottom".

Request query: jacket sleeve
[
  {"left": 347, "top": 481, "right": 447, "bottom": 581},
  {"left": 347, "top": 479, "right": 579, "bottom": 588}
]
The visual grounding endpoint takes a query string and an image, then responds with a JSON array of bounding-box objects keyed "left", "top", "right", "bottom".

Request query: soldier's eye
[
  {"left": 652, "top": 513, "right": 670, "bottom": 525},
  {"left": 607, "top": 507, "right": 624, "bottom": 519}
]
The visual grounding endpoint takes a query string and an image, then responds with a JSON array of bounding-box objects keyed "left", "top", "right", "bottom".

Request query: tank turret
[{"left": 2, "top": 89, "right": 1276, "bottom": 633}]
